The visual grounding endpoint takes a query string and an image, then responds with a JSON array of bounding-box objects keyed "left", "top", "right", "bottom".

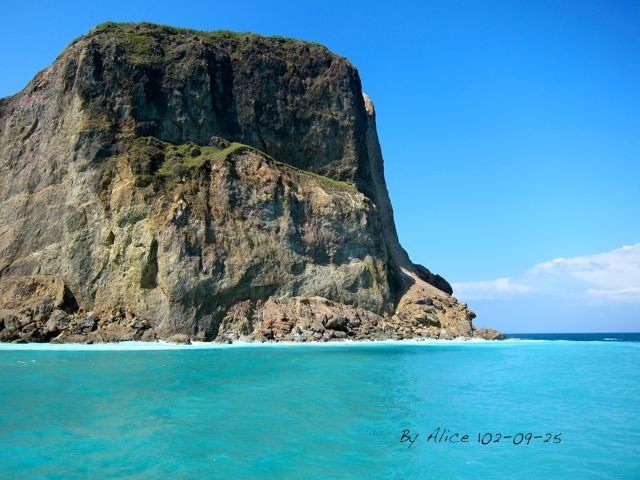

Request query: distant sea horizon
[{"left": 504, "top": 332, "right": 640, "bottom": 342}]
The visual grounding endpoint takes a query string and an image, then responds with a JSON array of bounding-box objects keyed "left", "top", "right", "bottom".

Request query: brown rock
[
  {"left": 166, "top": 334, "right": 191, "bottom": 345},
  {"left": 473, "top": 328, "right": 505, "bottom": 340}
]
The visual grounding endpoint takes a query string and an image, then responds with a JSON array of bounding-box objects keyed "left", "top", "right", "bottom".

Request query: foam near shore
[{"left": 0, "top": 337, "right": 616, "bottom": 351}]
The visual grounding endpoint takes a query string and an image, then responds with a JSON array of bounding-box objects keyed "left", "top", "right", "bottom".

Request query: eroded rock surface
[{"left": 0, "top": 22, "right": 496, "bottom": 343}]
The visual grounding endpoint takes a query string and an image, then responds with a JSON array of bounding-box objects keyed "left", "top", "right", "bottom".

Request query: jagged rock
[
  {"left": 77, "top": 313, "right": 98, "bottom": 332},
  {"left": 0, "top": 22, "right": 499, "bottom": 343},
  {"left": 0, "top": 311, "right": 20, "bottom": 332},
  {"left": 325, "top": 316, "right": 348, "bottom": 332},
  {"left": 473, "top": 328, "right": 505, "bottom": 340},
  {"left": 166, "top": 334, "right": 191, "bottom": 345},
  {"left": 413, "top": 264, "right": 453, "bottom": 295},
  {"left": 139, "top": 328, "right": 157, "bottom": 342},
  {"left": 51, "top": 333, "right": 89, "bottom": 344},
  {"left": 0, "top": 276, "right": 78, "bottom": 314},
  {"left": 208, "top": 136, "right": 231, "bottom": 150},
  {"left": 45, "top": 310, "right": 69, "bottom": 334}
]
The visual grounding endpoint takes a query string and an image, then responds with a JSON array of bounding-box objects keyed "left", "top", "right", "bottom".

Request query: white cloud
[
  {"left": 453, "top": 243, "right": 640, "bottom": 303},
  {"left": 452, "top": 277, "right": 534, "bottom": 300},
  {"left": 586, "top": 287, "right": 640, "bottom": 302},
  {"left": 528, "top": 243, "right": 640, "bottom": 299}
]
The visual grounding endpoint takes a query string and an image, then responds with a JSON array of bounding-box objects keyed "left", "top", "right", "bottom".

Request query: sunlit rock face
[{"left": 0, "top": 22, "right": 479, "bottom": 343}]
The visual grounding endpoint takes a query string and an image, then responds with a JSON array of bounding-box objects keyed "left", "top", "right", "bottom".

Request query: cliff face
[{"left": 0, "top": 22, "right": 486, "bottom": 343}]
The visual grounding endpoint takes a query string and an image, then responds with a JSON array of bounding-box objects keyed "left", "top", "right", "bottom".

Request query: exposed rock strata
[{"left": 0, "top": 22, "right": 495, "bottom": 343}]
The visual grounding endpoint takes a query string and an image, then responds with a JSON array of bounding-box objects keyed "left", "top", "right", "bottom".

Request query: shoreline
[
  {"left": 0, "top": 337, "right": 634, "bottom": 350},
  {"left": 0, "top": 338, "right": 497, "bottom": 350}
]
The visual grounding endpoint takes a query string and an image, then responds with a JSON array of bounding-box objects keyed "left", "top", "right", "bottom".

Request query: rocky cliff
[{"left": 0, "top": 22, "right": 496, "bottom": 343}]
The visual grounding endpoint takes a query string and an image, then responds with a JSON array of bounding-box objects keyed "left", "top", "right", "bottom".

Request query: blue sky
[{"left": 2, "top": 0, "right": 639, "bottom": 332}]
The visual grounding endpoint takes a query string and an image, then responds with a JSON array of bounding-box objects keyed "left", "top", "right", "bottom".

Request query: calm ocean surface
[{"left": 1, "top": 336, "right": 638, "bottom": 479}]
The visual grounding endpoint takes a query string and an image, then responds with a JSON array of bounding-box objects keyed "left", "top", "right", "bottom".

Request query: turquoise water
[{"left": 1, "top": 340, "right": 639, "bottom": 479}]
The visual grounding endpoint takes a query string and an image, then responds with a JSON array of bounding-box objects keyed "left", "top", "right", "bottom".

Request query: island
[{"left": 0, "top": 22, "right": 501, "bottom": 343}]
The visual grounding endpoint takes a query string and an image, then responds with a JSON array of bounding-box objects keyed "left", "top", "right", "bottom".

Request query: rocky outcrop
[
  {"left": 473, "top": 328, "right": 505, "bottom": 341},
  {"left": 413, "top": 263, "right": 453, "bottom": 295},
  {"left": 0, "top": 22, "right": 495, "bottom": 343}
]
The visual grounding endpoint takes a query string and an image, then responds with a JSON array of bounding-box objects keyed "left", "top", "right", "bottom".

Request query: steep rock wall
[{"left": 0, "top": 23, "right": 489, "bottom": 343}]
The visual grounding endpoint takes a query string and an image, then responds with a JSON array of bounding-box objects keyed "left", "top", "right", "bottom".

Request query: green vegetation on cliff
[
  {"left": 83, "top": 22, "right": 326, "bottom": 65},
  {"left": 126, "top": 136, "right": 356, "bottom": 193}
]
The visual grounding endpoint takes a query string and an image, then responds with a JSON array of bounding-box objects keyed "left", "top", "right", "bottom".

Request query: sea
[{"left": 0, "top": 334, "right": 638, "bottom": 479}]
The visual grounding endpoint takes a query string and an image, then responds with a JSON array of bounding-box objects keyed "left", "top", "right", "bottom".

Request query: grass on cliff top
[
  {"left": 127, "top": 136, "right": 245, "bottom": 186},
  {"left": 127, "top": 136, "right": 355, "bottom": 193},
  {"left": 273, "top": 159, "right": 356, "bottom": 194},
  {"left": 156, "top": 142, "right": 245, "bottom": 177},
  {"left": 85, "top": 22, "right": 327, "bottom": 65}
]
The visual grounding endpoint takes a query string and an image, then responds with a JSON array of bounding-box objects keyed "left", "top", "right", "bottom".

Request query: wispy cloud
[
  {"left": 453, "top": 243, "right": 640, "bottom": 303},
  {"left": 586, "top": 287, "right": 640, "bottom": 301},
  {"left": 452, "top": 277, "right": 534, "bottom": 300}
]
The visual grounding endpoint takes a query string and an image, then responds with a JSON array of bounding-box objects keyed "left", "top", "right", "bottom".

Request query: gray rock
[
  {"left": 166, "top": 334, "right": 191, "bottom": 345},
  {"left": 413, "top": 264, "right": 453, "bottom": 295},
  {"left": 473, "top": 328, "right": 504, "bottom": 340},
  {"left": 0, "top": 312, "right": 20, "bottom": 332},
  {"left": 139, "top": 329, "right": 157, "bottom": 342},
  {"left": 208, "top": 136, "right": 231, "bottom": 149},
  {"left": 325, "top": 316, "right": 348, "bottom": 332},
  {"left": 77, "top": 314, "right": 98, "bottom": 333},
  {"left": 45, "top": 310, "right": 69, "bottom": 333}
]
